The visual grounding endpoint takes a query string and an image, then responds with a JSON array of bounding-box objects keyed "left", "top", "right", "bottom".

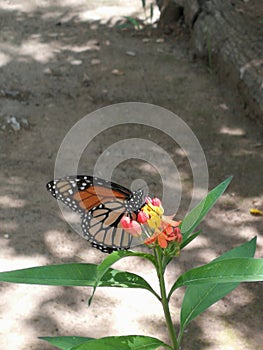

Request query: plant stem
[{"left": 155, "top": 248, "right": 179, "bottom": 350}]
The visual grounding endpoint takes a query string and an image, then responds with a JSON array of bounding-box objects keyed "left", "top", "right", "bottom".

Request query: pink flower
[
  {"left": 120, "top": 216, "right": 132, "bottom": 229},
  {"left": 151, "top": 197, "right": 162, "bottom": 207},
  {"left": 145, "top": 196, "right": 153, "bottom": 205},
  {"left": 172, "top": 227, "right": 182, "bottom": 243},
  {"left": 120, "top": 216, "right": 142, "bottom": 237},
  {"left": 145, "top": 196, "right": 162, "bottom": 207},
  {"left": 137, "top": 211, "right": 149, "bottom": 224}
]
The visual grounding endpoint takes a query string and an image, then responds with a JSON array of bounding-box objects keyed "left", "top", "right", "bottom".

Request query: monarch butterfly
[{"left": 46, "top": 175, "right": 145, "bottom": 253}]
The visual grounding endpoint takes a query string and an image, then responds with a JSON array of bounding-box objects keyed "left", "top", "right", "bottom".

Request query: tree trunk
[{"left": 158, "top": 0, "right": 263, "bottom": 123}]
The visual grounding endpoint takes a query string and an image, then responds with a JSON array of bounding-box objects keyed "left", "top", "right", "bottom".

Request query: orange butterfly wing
[
  {"left": 73, "top": 186, "right": 129, "bottom": 211},
  {"left": 47, "top": 176, "right": 144, "bottom": 252}
]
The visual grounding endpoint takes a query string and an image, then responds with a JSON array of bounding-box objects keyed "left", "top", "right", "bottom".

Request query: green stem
[
  {"left": 155, "top": 247, "right": 179, "bottom": 350},
  {"left": 177, "top": 329, "right": 184, "bottom": 348}
]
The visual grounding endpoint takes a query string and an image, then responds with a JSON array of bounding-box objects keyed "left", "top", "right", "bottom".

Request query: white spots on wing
[{"left": 47, "top": 176, "right": 145, "bottom": 252}]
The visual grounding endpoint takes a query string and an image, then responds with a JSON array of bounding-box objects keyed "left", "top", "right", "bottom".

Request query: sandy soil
[{"left": 0, "top": 1, "right": 262, "bottom": 349}]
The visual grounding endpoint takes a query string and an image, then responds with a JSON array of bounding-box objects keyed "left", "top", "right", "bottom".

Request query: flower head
[
  {"left": 151, "top": 197, "right": 162, "bottom": 207},
  {"left": 120, "top": 216, "right": 142, "bottom": 237},
  {"left": 137, "top": 211, "right": 149, "bottom": 224},
  {"left": 144, "top": 223, "right": 182, "bottom": 248},
  {"left": 120, "top": 196, "right": 182, "bottom": 252},
  {"left": 142, "top": 199, "right": 164, "bottom": 230}
]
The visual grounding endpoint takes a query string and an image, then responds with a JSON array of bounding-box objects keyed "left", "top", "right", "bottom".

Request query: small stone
[
  {"left": 112, "top": 69, "right": 125, "bottom": 76},
  {"left": 156, "top": 38, "right": 165, "bottom": 43},
  {"left": 44, "top": 67, "right": 52, "bottom": 75},
  {"left": 21, "top": 117, "right": 29, "bottom": 127},
  {"left": 91, "top": 58, "right": 101, "bottom": 65},
  {"left": 6, "top": 115, "right": 20, "bottom": 131},
  {"left": 70, "top": 59, "right": 82, "bottom": 65},
  {"left": 142, "top": 38, "right": 150, "bottom": 43},
  {"left": 219, "top": 103, "right": 229, "bottom": 110},
  {"left": 126, "top": 51, "right": 136, "bottom": 57},
  {"left": 4, "top": 90, "right": 20, "bottom": 98}
]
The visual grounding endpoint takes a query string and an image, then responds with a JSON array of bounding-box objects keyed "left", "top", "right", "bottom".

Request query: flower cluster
[{"left": 120, "top": 197, "right": 182, "bottom": 250}]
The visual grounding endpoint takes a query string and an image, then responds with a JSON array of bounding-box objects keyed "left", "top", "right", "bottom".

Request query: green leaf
[
  {"left": 179, "top": 237, "right": 257, "bottom": 332},
  {"left": 173, "top": 258, "right": 263, "bottom": 290},
  {"left": 0, "top": 263, "right": 98, "bottom": 285},
  {"left": 182, "top": 283, "right": 237, "bottom": 326},
  {"left": 117, "top": 23, "right": 134, "bottom": 29},
  {"left": 124, "top": 16, "right": 140, "bottom": 30},
  {"left": 0, "top": 263, "right": 155, "bottom": 295},
  {"left": 181, "top": 176, "right": 232, "bottom": 242},
  {"left": 40, "top": 336, "right": 93, "bottom": 350},
  {"left": 71, "top": 335, "right": 172, "bottom": 350},
  {"left": 89, "top": 250, "right": 158, "bottom": 305},
  {"left": 212, "top": 237, "right": 256, "bottom": 262}
]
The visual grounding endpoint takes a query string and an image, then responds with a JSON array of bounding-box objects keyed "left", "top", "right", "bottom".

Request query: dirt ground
[{"left": 0, "top": 1, "right": 263, "bottom": 349}]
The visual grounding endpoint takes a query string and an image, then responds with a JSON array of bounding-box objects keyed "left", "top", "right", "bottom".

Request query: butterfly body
[{"left": 46, "top": 176, "right": 145, "bottom": 253}]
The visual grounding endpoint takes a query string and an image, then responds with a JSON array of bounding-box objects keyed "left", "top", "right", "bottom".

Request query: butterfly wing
[
  {"left": 46, "top": 175, "right": 133, "bottom": 214},
  {"left": 46, "top": 175, "right": 145, "bottom": 252},
  {"left": 81, "top": 200, "right": 135, "bottom": 253}
]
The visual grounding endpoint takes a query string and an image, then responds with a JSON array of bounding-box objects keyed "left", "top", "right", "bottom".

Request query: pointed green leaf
[
  {"left": 0, "top": 263, "right": 98, "bottom": 285},
  {"left": 71, "top": 335, "right": 172, "bottom": 350},
  {"left": 89, "top": 250, "right": 157, "bottom": 305},
  {"left": 181, "top": 177, "right": 232, "bottom": 241},
  {"left": 212, "top": 237, "right": 256, "bottom": 262},
  {"left": 179, "top": 237, "right": 257, "bottom": 331},
  {"left": 181, "top": 283, "right": 238, "bottom": 326},
  {"left": 0, "top": 263, "right": 155, "bottom": 295},
  {"left": 173, "top": 258, "right": 263, "bottom": 290},
  {"left": 40, "top": 336, "right": 93, "bottom": 350},
  {"left": 124, "top": 16, "right": 140, "bottom": 30},
  {"left": 100, "top": 250, "right": 157, "bottom": 268}
]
